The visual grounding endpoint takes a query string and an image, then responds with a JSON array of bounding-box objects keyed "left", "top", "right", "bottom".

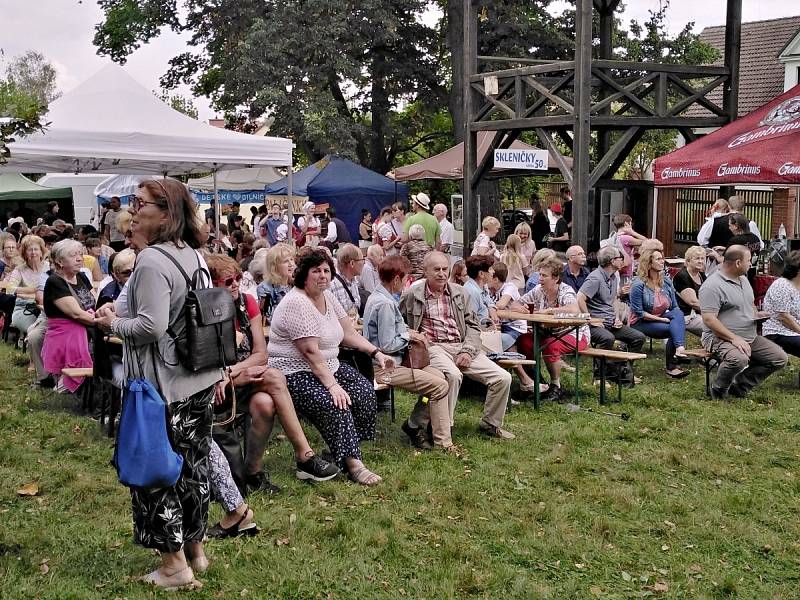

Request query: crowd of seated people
[{"left": 2, "top": 187, "right": 799, "bottom": 591}]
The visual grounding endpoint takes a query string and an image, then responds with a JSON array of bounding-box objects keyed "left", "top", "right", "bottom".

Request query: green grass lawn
[{"left": 1, "top": 341, "right": 800, "bottom": 599}]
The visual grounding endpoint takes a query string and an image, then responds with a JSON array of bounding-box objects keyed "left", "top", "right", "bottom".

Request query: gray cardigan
[{"left": 111, "top": 242, "right": 222, "bottom": 403}]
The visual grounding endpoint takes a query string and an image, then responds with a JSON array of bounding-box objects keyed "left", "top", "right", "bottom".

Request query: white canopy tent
[{"left": 1, "top": 64, "right": 295, "bottom": 235}]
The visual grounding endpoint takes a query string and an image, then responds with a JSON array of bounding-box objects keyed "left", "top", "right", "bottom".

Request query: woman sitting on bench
[
  {"left": 629, "top": 249, "right": 689, "bottom": 379},
  {"left": 520, "top": 256, "right": 589, "bottom": 402}
]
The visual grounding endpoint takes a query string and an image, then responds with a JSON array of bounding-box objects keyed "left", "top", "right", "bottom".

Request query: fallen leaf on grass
[
  {"left": 275, "top": 537, "right": 290, "bottom": 546},
  {"left": 663, "top": 520, "right": 676, "bottom": 529},
  {"left": 688, "top": 564, "right": 702, "bottom": 574},
  {"left": 39, "top": 559, "right": 49, "bottom": 574},
  {"left": 643, "top": 581, "right": 669, "bottom": 593},
  {"left": 612, "top": 454, "right": 622, "bottom": 461},
  {"left": 661, "top": 544, "right": 670, "bottom": 551},
  {"left": 621, "top": 571, "right": 632, "bottom": 582},
  {"left": 16, "top": 483, "right": 39, "bottom": 496},
  {"left": 289, "top": 513, "right": 297, "bottom": 526},
  {"left": 589, "top": 585, "right": 603, "bottom": 596}
]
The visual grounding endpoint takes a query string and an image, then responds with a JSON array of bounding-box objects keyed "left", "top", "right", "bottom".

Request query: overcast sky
[{"left": 1, "top": 0, "right": 797, "bottom": 123}]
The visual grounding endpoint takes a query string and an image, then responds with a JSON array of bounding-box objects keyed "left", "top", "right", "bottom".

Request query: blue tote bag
[{"left": 113, "top": 377, "right": 184, "bottom": 489}]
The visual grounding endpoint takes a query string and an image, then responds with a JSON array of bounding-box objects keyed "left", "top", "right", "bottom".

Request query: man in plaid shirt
[{"left": 400, "top": 252, "right": 514, "bottom": 440}]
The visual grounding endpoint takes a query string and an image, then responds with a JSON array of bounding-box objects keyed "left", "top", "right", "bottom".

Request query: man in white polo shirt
[{"left": 433, "top": 203, "right": 454, "bottom": 254}]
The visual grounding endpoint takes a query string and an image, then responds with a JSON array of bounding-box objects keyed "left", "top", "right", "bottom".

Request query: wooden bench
[
  {"left": 681, "top": 348, "right": 716, "bottom": 397},
  {"left": 579, "top": 348, "right": 647, "bottom": 404},
  {"left": 374, "top": 380, "right": 396, "bottom": 422},
  {"left": 496, "top": 359, "right": 536, "bottom": 410},
  {"left": 61, "top": 367, "right": 96, "bottom": 413}
]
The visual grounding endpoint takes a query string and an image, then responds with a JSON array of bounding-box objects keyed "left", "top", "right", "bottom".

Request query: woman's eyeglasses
[
  {"left": 214, "top": 274, "right": 243, "bottom": 287},
  {"left": 117, "top": 269, "right": 133, "bottom": 277},
  {"left": 131, "top": 196, "right": 164, "bottom": 211}
]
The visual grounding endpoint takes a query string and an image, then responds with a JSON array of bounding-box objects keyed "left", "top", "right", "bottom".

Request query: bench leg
[
  {"left": 390, "top": 387, "right": 396, "bottom": 423},
  {"left": 704, "top": 359, "right": 712, "bottom": 397},
  {"left": 599, "top": 357, "right": 607, "bottom": 405}
]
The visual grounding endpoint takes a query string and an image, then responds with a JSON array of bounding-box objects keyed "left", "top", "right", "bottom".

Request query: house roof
[{"left": 686, "top": 16, "right": 800, "bottom": 118}]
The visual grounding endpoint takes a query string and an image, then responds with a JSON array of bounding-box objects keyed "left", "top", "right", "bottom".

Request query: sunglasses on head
[{"left": 214, "top": 273, "right": 243, "bottom": 287}]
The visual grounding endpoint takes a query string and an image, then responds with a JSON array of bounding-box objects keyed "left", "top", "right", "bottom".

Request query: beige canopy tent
[{"left": 393, "top": 132, "right": 572, "bottom": 181}]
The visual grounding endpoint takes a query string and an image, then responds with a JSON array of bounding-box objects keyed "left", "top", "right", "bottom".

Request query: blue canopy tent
[{"left": 264, "top": 156, "right": 408, "bottom": 241}]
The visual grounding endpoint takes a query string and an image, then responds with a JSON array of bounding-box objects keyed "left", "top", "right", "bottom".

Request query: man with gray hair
[
  {"left": 399, "top": 251, "right": 514, "bottom": 440},
  {"left": 700, "top": 245, "right": 786, "bottom": 400},
  {"left": 360, "top": 244, "right": 385, "bottom": 294},
  {"left": 577, "top": 245, "right": 645, "bottom": 353},
  {"left": 433, "top": 203, "right": 454, "bottom": 254}
]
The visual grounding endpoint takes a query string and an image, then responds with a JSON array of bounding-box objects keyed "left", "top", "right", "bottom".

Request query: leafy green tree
[
  {"left": 614, "top": 2, "right": 719, "bottom": 179},
  {"left": 95, "top": 0, "right": 446, "bottom": 175},
  {"left": 3, "top": 50, "right": 61, "bottom": 106},
  {"left": 0, "top": 81, "right": 46, "bottom": 164},
  {"left": 158, "top": 90, "right": 198, "bottom": 119},
  {"left": 0, "top": 50, "right": 58, "bottom": 164}
]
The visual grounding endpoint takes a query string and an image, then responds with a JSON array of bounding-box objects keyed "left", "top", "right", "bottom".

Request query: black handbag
[{"left": 151, "top": 247, "right": 238, "bottom": 372}]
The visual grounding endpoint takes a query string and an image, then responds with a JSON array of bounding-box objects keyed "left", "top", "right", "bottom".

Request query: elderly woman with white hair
[
  {"left": 41, "top": 238, "right": 95, "bottom": 393},
  {"left": 399, "top": 223, "right": 432, "bottom": 282}
]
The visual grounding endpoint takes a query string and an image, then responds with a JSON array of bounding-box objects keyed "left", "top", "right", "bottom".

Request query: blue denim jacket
[
  {"left": 362, "top": 284, "right": 410, "bottom": 362},
  {"left": 629, "top": 276, "right": 678, "bottom": 319},
  {"left": 463, "top": 277, "right": 495, "bottom": 322}
]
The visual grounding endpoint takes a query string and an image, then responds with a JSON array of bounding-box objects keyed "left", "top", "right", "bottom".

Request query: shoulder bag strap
[
  {"left": 150, "top": 246, "right": 193, "bottom": 290},
  {"left": 148, "top": 245, "right": 194, "bottom": 344},
  {"left": 334, "top": 273, "right": 357, "bottom": 305}
]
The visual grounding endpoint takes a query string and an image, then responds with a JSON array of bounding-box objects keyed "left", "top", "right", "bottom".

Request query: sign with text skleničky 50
[{"left": 493, "top": 148, "right": 549, "bottom": 170}]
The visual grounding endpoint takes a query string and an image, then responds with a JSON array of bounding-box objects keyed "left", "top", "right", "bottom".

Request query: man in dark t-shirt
[{"left": 549, "top": 203, "right": 569, "bottom": 253}]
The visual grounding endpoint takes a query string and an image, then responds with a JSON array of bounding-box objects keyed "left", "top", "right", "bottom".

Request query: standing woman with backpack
[{"left": 95, "top": 179, "right": 222, "bottom": 591}]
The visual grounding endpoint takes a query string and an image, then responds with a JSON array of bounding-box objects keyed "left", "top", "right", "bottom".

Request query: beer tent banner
[{"left": 654, "top": 83, "right": 800, "bottom": 186}]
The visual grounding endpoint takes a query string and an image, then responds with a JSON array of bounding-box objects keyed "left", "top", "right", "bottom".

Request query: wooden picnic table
[{"left": 497, "top": 310, "right": 602, "bottom": 407}]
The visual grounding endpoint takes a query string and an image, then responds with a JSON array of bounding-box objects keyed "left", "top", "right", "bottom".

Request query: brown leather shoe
[{"left": 478, "top": 422, "right": 516, "bottom": 440}]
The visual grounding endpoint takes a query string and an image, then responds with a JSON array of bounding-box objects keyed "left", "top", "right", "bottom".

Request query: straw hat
[{"left": 412, "top": 192, "right": 431, "bottom": 210}]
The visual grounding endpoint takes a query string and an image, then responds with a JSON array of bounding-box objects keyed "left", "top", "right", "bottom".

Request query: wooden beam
[
  {"left": 522, "top": 75, "right": 575, "bottom": 113},
  {"left": 471, "top": 130, "right": 518, "bottom": 188},
  {"left": 591, "top": 116, "right": 728, "bottom": 128},
  {"left": 666, "top": 74, "right": 728, "bottom": 116},
  {"left": 678, "top": 127, "right": 698, "bottom": 143},
  {"left": 473, "top": 79, "right": 515, "bottom": 121},
  {"left": 592, "top": 69, "right": 657, "bottom": 116},
  {"left": 471, "top": 115, "right": 575, "bottom": 131},
  {"left": 590, "top": 72, "right": 658, "bottom": 115},
  {"left": 468, "top": 61, "right": 576, "bottom": 83},
  {"left": 592, "top": 59, "right": 728, "bottom": 76},
  {"left": 723, "top": 0, "right": 742, "bottom": 121},
  {"left": 589, "top": 127, "right": 643, "bottom": 187},
  {"left": 462, "top": 0, "right": 478, "bottom": 257},
  {"left": 520, "top": 72, "right": 575, "bottom": 118},
  {"left": 603, "top": 129, "right": 647, "bottom": 180},
  {"left": 555, "top": 128, "right": 574, "bottom": 152},
  {"left": 572, "top": 0, "right": 593, "bottom": 249},
  {"left": 470, "top": 82, "right": 515, "bottom": 119},
  {"left": 536, "top": 128, "right": 574, "bottom": 187}
]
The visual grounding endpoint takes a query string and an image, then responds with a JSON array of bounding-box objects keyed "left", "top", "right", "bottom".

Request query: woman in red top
[{"left": 205, "top": 255, "right": 339, "bottom": 501}]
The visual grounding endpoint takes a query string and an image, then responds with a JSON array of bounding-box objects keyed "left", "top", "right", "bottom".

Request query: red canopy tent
[{"left": 654, "top": 84, "right": 800, "bottom": 186}]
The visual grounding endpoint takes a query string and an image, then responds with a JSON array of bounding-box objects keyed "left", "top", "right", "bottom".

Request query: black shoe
[
  {"left": 34, "top": 374, "right": 56, "bottom": 389},
  {"left": 244, "top": 471, "right": 281, "bottom": 495},
  {"left": 710, "top": 387, "right": 729, "bottom": 402},
  {"left": 401, "top": 420, "right": 433, "bottom": 450},
  {"left": 296, "top": 454, "right": 341, "bottom": 482},
  {"left": 728, "top": 383, "right": 748, "bottom": 398},
  {"left": 666, "top": 368, "right": 690, "bottom": 379},
  {"left": 207, "top": 505, "right": 259, "bottom": 539},
  {"left": 541, "top": 384, "right": 567, "bottom": 403}
]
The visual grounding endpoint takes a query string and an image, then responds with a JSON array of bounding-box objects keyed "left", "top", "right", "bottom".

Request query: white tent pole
[
  {"left": 287, "top": 155, "right": 294, "bottom": 246},
  {"left": 213, "top": 167, "right": 220, "bottom": 241}
]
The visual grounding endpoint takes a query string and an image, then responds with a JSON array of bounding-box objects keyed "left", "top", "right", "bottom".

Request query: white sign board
[{"left": 493, "top": 148, "right": 549, "bottom": 171}]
